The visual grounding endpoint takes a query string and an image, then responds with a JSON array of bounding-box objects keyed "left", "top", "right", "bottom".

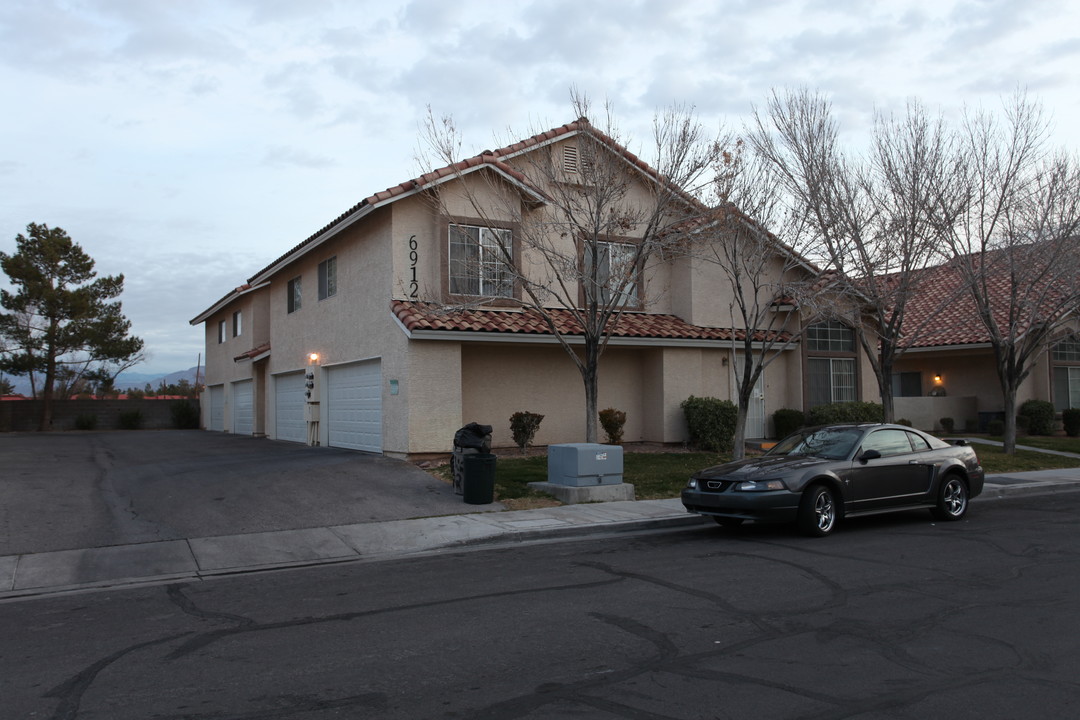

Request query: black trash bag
[{"left": 454, "top": 422, "right": 493, "bottom": 453}]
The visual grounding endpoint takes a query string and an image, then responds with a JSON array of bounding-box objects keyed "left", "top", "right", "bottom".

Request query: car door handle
[{"left": 908, "top": 460, "right": 922, "bottom": 465}]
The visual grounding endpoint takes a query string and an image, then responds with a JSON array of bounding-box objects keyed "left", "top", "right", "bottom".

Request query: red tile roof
[
  {"left": 391, "top": 300, "right": 788, "bottom": 343},
  {"left": 234, "top": 342, "right": 271, "bottom": 362},
  {"left": 899, "top": 246, "right": 1077, "bottom": 349},
  {"left": 245, "top": 117, "right": 706, "bottom": 286}
]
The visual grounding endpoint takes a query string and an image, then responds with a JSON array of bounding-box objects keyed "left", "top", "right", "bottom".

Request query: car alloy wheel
[
  {"left": 932, "top": 475, "right": 968, "bottom": 521},
  {"left": 798, "top": 484, "right": 836, "bottom": 537}
]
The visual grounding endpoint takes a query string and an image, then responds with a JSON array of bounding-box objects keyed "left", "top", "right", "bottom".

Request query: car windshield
[{"left": 767, "top": 428, "right": 863, "bottom": 460}]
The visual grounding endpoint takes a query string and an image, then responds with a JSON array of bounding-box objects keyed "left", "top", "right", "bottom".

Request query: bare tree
[
  {"left": 942, "top": 93, "right": 1080, "bottom": 453},
  {"left": 745, "top": 89, "right": 965, "bottom": 421},
  {"left": 420, "top": 95, "right": 721, "bottom": 442},
  {"left": 697, "top": 144, "right": 822, "bottom": 457}
]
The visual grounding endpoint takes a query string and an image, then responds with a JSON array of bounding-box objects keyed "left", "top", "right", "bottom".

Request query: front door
[{"left": 735, "top": 356, "right": 766, "bottom": 438}]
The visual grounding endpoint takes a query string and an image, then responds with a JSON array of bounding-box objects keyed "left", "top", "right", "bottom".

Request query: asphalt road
[
  {"left": 0, "top": 431, "right": 468, "bottom": 556},
  {"left": 3, "top": 489, "right": 1079, "bottom": 719}
]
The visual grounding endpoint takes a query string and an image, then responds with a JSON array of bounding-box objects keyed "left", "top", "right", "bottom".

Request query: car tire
[
  {"left": 798, "top": 484, "right": 837, "bottom": 537},
  {"left": 931, "top": 474, "right": 968, "bottom": 521},
  {"left": 712, "top": 516, "right": 744, "bottom": 528}
]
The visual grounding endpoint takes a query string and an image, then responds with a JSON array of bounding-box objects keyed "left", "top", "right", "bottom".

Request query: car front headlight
[
  {"left": 735, "top": 479, "right": 787, "bottom": 492},
  {"left": 687, "top": 478, "right": 698, "bottom": 489}
]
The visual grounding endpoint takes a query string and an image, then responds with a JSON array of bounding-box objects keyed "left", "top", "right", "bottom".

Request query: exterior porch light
[
  {"left": 934, "top": 374, "right": 942, "bottom": 383},
  {"left": 308, "top": 353, "right": 320, "bottom": 364}
]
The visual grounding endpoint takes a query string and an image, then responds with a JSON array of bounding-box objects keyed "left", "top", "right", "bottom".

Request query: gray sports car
[{"left": 681, "top": 423, "right": 985, "bottom": 536}]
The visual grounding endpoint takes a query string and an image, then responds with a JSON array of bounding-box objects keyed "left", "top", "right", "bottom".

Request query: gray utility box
[{"left": 547, "top": 443, "right": 624, "bottom": 486}]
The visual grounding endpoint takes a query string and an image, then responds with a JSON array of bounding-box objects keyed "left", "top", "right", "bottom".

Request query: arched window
[
  {"left": 806, "top": 321, "right": 857, "bottom": 408},
  {"left": 1052, "top": 335, "right": 1080, "bottom": 410}
]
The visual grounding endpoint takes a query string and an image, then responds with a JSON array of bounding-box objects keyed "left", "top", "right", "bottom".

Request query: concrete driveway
[{"left": 0, "top": 431, "right": 473, "bottom": 557}]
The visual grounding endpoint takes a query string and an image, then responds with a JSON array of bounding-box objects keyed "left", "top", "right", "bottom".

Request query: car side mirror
[{"left": 859, "top": 449, "right": 881, "bottom": 463}]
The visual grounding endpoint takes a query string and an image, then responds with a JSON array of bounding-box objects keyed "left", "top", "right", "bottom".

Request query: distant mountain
[
  {"left": 116, "top": 366, "right": 202, "bottom": 391},
  {"left": 2, "top": 366, "right": 203, "bottom": 396}
]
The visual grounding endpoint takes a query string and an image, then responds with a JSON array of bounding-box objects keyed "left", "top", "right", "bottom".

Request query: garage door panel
[
  {"left": 328, "top": 360, "right": 382, "bottom": 453},
  {"left": 275, "top": 372, "right": 306, "bottom": 443},
  {"left": 233, "top": 380, "right": 253, "bottom": 435}
]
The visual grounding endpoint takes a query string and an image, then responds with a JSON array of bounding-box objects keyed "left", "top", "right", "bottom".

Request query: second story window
[
  {"left": 232, "top": 310, "right": 242, "bottom": 337},
  {"left": 287, "top": 276, "right": 302, "bottom": 313},
  {"left": 318, "top": 256, "right": 337, "bottom": 300},
  {"left": 217, "top": 320, "right": 226, "bottom": 344},
  {"left": 586, "top": 241, "right": 639, "bottom": 306},
  {"left": 449, "top": 224, "right": 513, "bottom": 298}
]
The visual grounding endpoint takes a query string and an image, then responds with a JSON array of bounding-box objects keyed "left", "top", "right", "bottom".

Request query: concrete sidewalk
[{"left": 4, "top": 470, "right": 1080, "bottom": 601}]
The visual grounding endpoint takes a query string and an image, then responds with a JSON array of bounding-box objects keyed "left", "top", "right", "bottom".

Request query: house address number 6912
[{"left": 408, "top": 235, "right": 419, "bottom": 299}]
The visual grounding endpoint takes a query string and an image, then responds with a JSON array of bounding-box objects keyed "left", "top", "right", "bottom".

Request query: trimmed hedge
[
  {"left": 806, "top": 401, "right": 884, "bottom": 426},
  {"left": 598, "top": 407, "right": 627, "bottom": 445},
  {"left": 681, "top": 396, "right": 738, "bottom": 452},
  {"left": 1018, "top": 399, "right": 1055, "bottom": 436},
  {"left": 1064, "top": 408, "right": 1080, "bottom": 437},
  {"left": 509, "top": 411, "right": 544, "bottom": 452}
]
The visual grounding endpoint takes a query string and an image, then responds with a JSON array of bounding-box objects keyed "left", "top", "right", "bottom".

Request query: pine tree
[{"left": 0, "top": 223, "right": 144, "bottom": 429}]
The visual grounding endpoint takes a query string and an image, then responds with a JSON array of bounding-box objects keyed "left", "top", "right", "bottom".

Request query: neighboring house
[
  {"left": 190, "top": 119, "right": 878, "bottom": 457},
  {"left": 892, "top": 253, "right": 1079, "bottom": 431}
]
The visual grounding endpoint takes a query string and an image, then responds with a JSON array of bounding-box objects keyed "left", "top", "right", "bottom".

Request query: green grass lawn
[
  {"left": 995, "top": 435, "right": 1080, "bottom": 453},
  {"left": 967, "top": 442, "right": 1080, "bottom": 474}
]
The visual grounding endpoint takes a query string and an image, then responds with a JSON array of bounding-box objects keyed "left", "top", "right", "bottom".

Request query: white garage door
[
  {"left": 208, "top": 385, "right": 224, "bottom": 432},
  {"left": 232, "top": 380, "right": 253, "bottom": 435},
  {"left": 327, "top": 359, "right": 382, "bottom": 453},
  {"left": 275, "top": 371, "right": 307, "bottom": 443}
]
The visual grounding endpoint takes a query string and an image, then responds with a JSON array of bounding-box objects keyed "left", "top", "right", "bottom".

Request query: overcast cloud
[{"left": 2, "top": 0, "right": 1079, "bottom": 373}]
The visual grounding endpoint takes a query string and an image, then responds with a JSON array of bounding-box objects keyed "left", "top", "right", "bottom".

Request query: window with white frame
[
  {"left": 449, "top": 224, "right": 513, "bottom": 297},
  {"left": 586, "top": 241, "right": 638, "bottom": 306},
  {"left": 318, "top": 256, "right": 337, "bottom": 300},
  {"left": 217, "top": 320, "right": 226, "bottom": 344},
  {"left": 807, "top": 321, "right": 857, "bottom": 407},
  {"left": 1052, "top": 335, "right": 1080, "bottom": 410},
  {"left": 1052, "top": 335, "right": 1080, "bottom": 362},
  {"left": 232, "top": 310, "right": 242, "bottom": 338},
  {"left": 287, "top": 276, "right": 302, "bottom": 313},
  {"left": 809, "top": 357, "right": 857, "bottom": 406},
  {"left": 806, "top": 320, "right": 855, "bottom": 352}
]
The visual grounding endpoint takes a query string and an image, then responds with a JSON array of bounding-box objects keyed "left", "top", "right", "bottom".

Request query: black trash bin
[
  {"left": 452, "top": 423, "right": 493, "bottom": 495},
  {"left": 463, "top": 453, "right": 497, "bottom": 505}
]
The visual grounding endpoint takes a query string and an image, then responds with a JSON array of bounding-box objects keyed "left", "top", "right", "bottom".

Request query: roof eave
[{"left": 190, "top": 281, "right": 271, "bottom": 325}]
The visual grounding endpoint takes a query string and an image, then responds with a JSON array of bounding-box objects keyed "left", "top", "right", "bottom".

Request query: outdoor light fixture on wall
[{"left": 308, "top": 352, "right": 320, "bottom": 364}]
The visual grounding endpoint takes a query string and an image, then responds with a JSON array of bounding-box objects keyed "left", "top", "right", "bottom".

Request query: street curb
[
  {"left": 4, "top": 482, "right": 1080, "bottom": 603},
  {"left": 449, "top": 513, "right": 710, "bottom": 550}
]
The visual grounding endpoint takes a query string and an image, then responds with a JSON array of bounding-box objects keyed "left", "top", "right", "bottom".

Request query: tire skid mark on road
[
  {"left": 456, "top": 559, "right": 848, "bottom": 718},
  {"left": 166, "top": 583, "right": 256, "bottom": 627},
  {"left": 576, "top": 558, "right": 792, "bottom": 635},
  {"left": 164, "top": 576, "right": 625, "bottom": 660},
  {"left": 43, "top": 632, "right": 192, "bottom": 720},
  {"left": 588, "top": 612, "right": 681, "bottom": 662}
]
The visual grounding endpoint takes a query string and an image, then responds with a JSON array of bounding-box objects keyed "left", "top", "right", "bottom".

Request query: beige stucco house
[
  {"left": 190, "top": 119, "right": 879, "bottom": 457},
  {"left": 891, "top": 254, "right": 1080, "bottom": 432}
]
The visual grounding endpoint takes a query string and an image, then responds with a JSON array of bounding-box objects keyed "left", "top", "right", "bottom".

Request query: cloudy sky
[{"left": 2, "top": 0, "right": 1079, "bottom": 374}]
